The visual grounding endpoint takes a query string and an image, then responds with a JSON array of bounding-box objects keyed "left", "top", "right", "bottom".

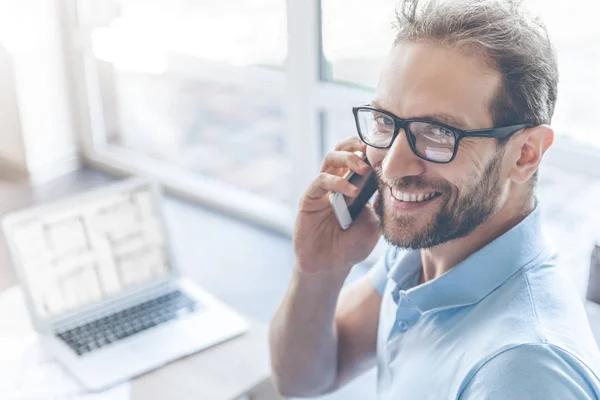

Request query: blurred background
[
  {"left": 1, "top": 0, "right": 600, "bottom": 399},
  {"left": 1, "top": 0, "right": 599, "bottom": 227}
]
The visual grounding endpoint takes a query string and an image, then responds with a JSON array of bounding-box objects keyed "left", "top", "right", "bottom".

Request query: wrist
[
  {"left": 294, "top": 258, "right": 353, "bottom": 275},
  {"left": 292, "top": 263, "right": 351, "bottom": 294}
]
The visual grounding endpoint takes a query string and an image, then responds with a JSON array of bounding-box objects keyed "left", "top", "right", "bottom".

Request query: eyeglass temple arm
[{"left": 462, "top": 124, "right": 532, "bottom": 139}]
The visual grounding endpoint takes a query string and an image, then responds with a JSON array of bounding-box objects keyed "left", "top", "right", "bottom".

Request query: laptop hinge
[{"left": 51, "top": 280, "right": 178, "bottom": 333}]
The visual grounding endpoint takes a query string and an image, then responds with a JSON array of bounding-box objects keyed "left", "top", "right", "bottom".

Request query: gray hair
[{"left": 394, "top": 0, "right": 559, "bottom": 132}]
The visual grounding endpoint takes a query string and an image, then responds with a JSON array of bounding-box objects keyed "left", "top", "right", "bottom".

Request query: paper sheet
[{"left": 0, "top": 286, "right": 130, "bottom": 400}]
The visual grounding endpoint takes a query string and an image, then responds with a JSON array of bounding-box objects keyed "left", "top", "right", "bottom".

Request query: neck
[{"left": 419, "top": 196, "right": 535, "bottom": 285}]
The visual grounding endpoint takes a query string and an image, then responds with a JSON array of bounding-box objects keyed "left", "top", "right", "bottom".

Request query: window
[
  {"left": 71, "top": 0, "right": 600, "bottom": 233},
  {"left": 321, "top": 0, "right": 600, "bottom": 150},
  {"left": 82, "top": 0, "right": 291, "bottom": 204},
  {"left": 527, "top": 0, "right": 600, "bottom": 148},
  {"left": 321, "top": 0, "right": 397, "bottom": 88}
]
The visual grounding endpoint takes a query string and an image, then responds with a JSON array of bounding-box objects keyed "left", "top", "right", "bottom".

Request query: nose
[{"left": 381, "top": 129, "right": 426, "bottom": 181}]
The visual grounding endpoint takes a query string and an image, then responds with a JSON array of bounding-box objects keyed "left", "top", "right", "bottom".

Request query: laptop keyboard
[{"left": 56, "top": 290, "right": 202, "bottom": 356}]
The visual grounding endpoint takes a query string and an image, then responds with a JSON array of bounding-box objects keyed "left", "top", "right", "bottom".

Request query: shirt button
[{"left": 397, "top": 320, "right": 408, "bottom": 332}]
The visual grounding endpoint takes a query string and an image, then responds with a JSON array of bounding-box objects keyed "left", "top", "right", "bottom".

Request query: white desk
[{"left": 0, "top": 285, "right": 282, "bottom": 400}]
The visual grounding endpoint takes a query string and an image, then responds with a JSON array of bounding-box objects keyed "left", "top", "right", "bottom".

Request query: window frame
[{"left": 63, "top": 0, "right": 600, "bottom": 237}]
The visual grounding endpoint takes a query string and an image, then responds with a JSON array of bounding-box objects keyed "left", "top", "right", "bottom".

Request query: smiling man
[{"left": 269, "top": 0, "right": 600, "bottom": 399}]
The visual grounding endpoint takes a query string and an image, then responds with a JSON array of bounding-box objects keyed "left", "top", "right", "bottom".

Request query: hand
[{"left": 293, "top": 137, "right": 382, "bottom": 273}]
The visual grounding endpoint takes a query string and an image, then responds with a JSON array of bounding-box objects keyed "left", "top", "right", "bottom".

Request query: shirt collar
[{"left": 387, "top": 204, "right": 552, "bottom": 313}]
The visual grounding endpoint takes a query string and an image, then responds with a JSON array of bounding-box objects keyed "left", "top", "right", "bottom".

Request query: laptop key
[{"left": 56, "top": 290, "right": 201, "bottom": 356}]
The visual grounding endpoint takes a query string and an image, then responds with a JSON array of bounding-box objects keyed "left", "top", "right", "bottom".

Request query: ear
[{"left": 508, "top": 124, "right": 554, "bottom": 184}]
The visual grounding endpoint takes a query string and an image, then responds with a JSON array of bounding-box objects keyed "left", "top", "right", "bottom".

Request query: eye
[
  {"left": 431, "top": 126, "right": 453, "bottom": 138},
  {"left": 409, "top": 122, "right": 456, "bottom": 145},
  {"left": 425, "top": 125, "right": 454, "bottom": 144},
  {"left": 374, "top": 114, "right": 394, "bottom": 128}
]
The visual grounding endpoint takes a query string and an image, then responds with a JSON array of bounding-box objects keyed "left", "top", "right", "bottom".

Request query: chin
[{"left": 380, "top": 207, "right": 434, "bottom": 249}]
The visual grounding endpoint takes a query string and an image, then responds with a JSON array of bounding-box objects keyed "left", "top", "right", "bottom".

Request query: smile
[{"left": 390, "top": 187, "right": 442, "bottom": 203}]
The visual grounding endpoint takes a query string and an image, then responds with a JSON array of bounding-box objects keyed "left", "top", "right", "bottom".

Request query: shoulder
[
  {"left": 459, "top": 343, "right": 600, "bottom": 400},
  {"left": 518, "top": 261, "right": 600, "bottom": 358},
  {"left": 367, "top": 244, "right": 399, "bottom": 295}
]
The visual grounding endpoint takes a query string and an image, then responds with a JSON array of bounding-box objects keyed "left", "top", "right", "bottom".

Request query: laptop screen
[{"left": 8, "top": 186, "right": 172, "bottom": 319}]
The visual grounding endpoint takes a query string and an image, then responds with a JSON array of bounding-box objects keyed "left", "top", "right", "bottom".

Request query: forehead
[{"left": 375, "top": 42, "right": 501, "bottom": 129}]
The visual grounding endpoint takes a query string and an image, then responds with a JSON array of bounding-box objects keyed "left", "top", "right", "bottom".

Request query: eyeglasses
[{"left": 353, "top": 106, "right": 533, "bottom": 163}]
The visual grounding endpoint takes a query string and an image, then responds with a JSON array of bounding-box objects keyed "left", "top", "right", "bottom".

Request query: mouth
[{"left": 388, "top": 187, "right": 443, "bottom": 212}]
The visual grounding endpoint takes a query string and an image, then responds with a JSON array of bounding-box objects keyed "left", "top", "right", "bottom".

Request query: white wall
[
  {"left": 0, "top": 44, "right": 26, "bottom": 171},
  {"left": 0, "top": 0, "right": 79, "bottom": 182}
]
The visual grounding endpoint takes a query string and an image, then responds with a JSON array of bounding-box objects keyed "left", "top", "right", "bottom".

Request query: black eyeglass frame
[{"left": 352, "top": 106, "right": 533, "bottom": 164}]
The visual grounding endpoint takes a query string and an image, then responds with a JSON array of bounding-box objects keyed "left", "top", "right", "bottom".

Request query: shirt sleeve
[
  {"left": 459, "top": 344, "right": 600, "bottom": 400},
  {"left": 367, "top": 245, "right": 397, "bottom": 295}
]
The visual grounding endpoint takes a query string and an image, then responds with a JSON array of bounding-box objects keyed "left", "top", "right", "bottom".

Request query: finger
[
  {"left": 321, "top": 151, "right": 371, "bottom": 175},
  {"left": 334, "top": 136, "right": 368, "bottom": 152},
  {"left": 304, "top": 173, "right": 359, "bottom": 200}
]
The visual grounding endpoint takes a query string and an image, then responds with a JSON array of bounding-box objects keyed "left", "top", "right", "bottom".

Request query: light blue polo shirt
[{"left": 369, "top": 206, "right": 600, "bottom": 399}]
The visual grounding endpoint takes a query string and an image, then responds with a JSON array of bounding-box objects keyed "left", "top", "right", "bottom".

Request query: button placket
[
  {"left": 394, "top": 291, "right": 413, "bottom": 332},
  {"left": 397, "top": 320, "right": 409, "bottom": 332},
  {"left": 385, "top": 290, "right": 411, "bottom": 363}
]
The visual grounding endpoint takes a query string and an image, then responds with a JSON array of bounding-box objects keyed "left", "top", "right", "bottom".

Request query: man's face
[{"left": 367, "top": 42, "right": 509, "bottom": 249}]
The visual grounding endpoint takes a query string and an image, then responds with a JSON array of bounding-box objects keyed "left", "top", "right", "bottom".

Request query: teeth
[{"left": 391, "top": 188, "right": 438, "bottom": 203}]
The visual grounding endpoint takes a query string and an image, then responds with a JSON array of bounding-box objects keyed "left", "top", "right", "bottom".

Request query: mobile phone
[{"left": 329, "top": 154, "right": 378, "bottom": 230}]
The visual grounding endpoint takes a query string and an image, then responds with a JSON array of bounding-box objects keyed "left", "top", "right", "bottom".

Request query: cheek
[
  {"left": 449, "top": 143, "right": 494, "bottom": 188},
  {"left": 456, "top": 139, "right": 495, "bottom": 171},
  {"left": 435, "top": 164, "right": 472, "bottom": 201},
  {"left": 366, "top": 147, "right": 386, "bottom": 167}
]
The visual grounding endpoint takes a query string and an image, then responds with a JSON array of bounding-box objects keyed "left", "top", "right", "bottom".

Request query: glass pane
[
  {"left": 321, "top": 0, "right": 600, "bottom": 149},
  {"left": 321, "top": 0, "right": 398, "bottom": 88},
  {"left": 88, "top": 0, "right": 291, "bottom": 203},
  {"left": 526, "top": 0, "right": 600, "bottom": 148},
  {"left": 324, "top": 109, "right": 360, "bottom": 155}
]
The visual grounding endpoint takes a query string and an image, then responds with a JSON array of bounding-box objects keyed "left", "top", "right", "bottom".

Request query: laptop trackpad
[{"left": 127, "top": 319, "right": 197, "bottom": 365}]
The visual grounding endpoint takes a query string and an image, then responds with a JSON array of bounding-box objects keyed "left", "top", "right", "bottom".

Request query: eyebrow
[
  {"left": 423, "top": 113, "right": 469, "bottom": 129},
  {"left": 369, "top": 100, "right": 470, "bottom": 129}
]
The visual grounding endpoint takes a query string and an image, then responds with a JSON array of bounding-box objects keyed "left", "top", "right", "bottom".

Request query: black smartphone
[{"left": 329, "top": 155, "right": 378, "bottom": 230}]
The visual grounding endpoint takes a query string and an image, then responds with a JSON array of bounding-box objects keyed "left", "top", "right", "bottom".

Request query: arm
[
  {"left": 459, "top": 344, "right": 599, "bottom": 399},
  {"left": 269, "top": 271, "right": 382, "bottom": 397},
  {"left": 269, "top": 136, "right": 383, "bottom": 398}
]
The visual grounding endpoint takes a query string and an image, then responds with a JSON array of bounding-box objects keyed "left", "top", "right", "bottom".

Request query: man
[{"left": 269, "top": 0, "right": 600, "bottom": 398}]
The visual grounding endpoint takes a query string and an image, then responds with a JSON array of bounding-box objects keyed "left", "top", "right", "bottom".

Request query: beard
[{"left": 374, "top": 150, "right": 504, "bottom": 250}]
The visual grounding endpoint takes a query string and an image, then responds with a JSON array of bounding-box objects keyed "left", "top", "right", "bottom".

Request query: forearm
[{"left": 269, "top": 266, "right": 349, "bottom": 397}]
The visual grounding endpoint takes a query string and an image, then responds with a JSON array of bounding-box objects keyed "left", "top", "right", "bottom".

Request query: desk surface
[
  {"left": 0, "top": 174, "right": 288, "bottom": 399},
  {"left": 131, "top": 321, "right": 279, "bottom": 400},
  {"left": 0, "top": 284, "right": 280, "bottom": 400}
]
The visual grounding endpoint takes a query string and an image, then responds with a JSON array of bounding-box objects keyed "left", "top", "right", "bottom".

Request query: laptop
[{"left": 1, "top": 178, "right": 248, "bottom": 391}]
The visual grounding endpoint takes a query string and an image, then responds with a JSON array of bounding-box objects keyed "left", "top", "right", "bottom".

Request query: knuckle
[
  {"left": 334, "top": 135, "right": 365, "bottom": 151},
  {"left": 316, "top": 172, "right": 330, "bottom": 184},
  {"left": 299, "top": 194, "right": 311, "bottom": 208},
  {"left": 334, "top": 137, "right": 353, "bottom": 150},
  {"left": 323, "top": 151, "right": 335, "bottom": 163},
  {"left": 321, "top": 151, "right": 336, "bottom": 168}
]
